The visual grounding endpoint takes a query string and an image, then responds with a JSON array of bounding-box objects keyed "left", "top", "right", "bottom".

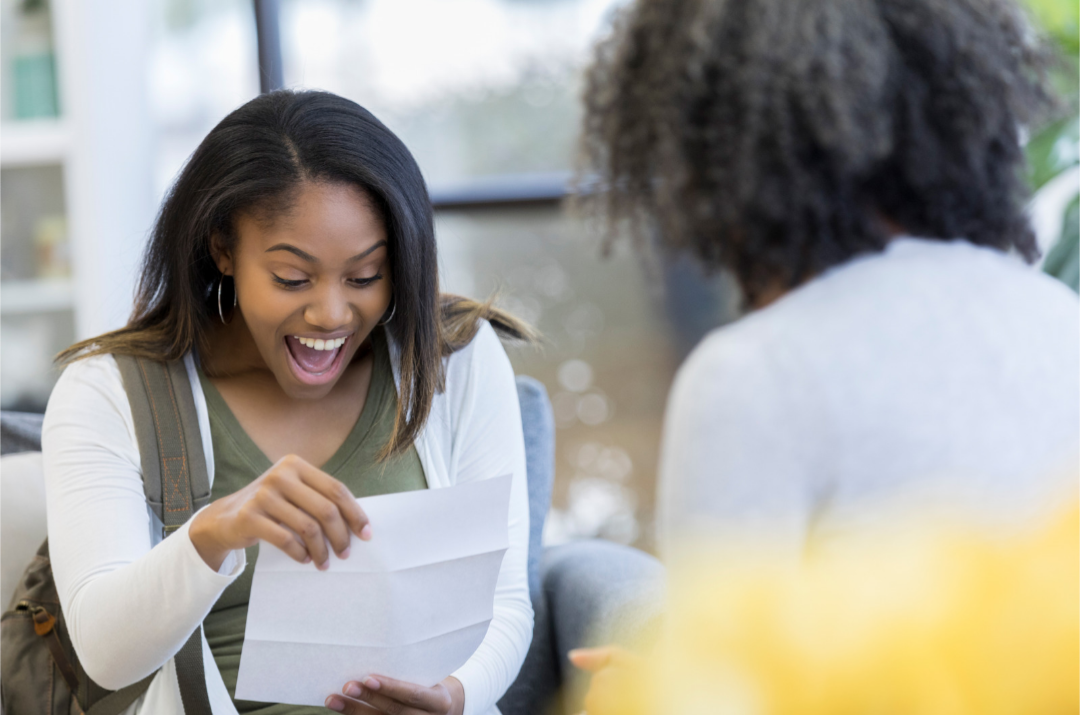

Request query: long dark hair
[
  {"left": 59, "top": 90, "right": 533, "bottom": 458},
  {"left": 578, "top": 0, "right": 1055, "bottom": 304}
]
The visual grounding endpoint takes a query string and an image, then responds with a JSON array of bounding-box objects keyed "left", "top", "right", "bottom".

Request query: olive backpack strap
[
  {"left": 115, "top": 354, "right": 213, "bottom": 715},
  {"left": 85, "top": 674, "right": 157, "bottom": 715}
]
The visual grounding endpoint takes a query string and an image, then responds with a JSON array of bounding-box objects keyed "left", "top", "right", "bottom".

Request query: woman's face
[{"left": 213, "top": 181, "right": 393, "bottom": 399}]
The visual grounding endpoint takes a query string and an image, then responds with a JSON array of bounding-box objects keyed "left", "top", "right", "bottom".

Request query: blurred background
[{"left": 1, "top": 0, "right": 1075, "bottom": 555}]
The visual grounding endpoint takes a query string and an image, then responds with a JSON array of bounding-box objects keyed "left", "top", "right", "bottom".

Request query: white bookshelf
[
  {"left": 1, "top": 0, "right": 156, "bottom": 329},
  {"left": 0, "top": 118, "right": 69, "bottom": 167},
  {"left": 1, "top": 0, "right": 152, "bottom": 409},
  {"left": 0, "top": 277, "right": 74, "bottom": 314}
]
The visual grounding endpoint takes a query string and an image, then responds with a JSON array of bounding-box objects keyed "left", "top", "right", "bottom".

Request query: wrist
[{"left": 189, "top": 509, "right": 229, "bottom": 571}]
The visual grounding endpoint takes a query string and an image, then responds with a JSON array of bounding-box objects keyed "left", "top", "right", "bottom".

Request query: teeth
[{"left": 293, "top": 335, "right": 348, "bottom": 351}]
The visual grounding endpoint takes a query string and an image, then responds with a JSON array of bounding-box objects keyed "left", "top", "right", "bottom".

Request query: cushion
[
  {"left": 514, "top": 377, "right": 555, "bottom": 601},
  {"left": 1, "top": 452, "right": 47, "bottom": 608},
  {"left": 1, "top": 411, "right": 43, "bottom": 455}
]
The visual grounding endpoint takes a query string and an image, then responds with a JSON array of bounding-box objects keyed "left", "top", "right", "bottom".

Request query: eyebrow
[{"left": 265, "top": 240, "right": 387, "bottom": 264}]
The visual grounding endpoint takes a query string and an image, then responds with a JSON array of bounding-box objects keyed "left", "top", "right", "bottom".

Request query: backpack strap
[
  {"left": 116, "top": 356, "right": 211, "bottom": 535},
  {"left": 115, "top": 354, "right": 213, "bottom": 715},
  {"left": 85, "top": 674, "right": 156, "bottom": 715}
]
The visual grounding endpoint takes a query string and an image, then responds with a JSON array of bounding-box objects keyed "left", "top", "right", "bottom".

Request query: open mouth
[{"left": 284, "top": 334, "right": 352, "bottom": 386}]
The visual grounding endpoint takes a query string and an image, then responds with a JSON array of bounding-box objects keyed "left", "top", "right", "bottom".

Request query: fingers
[
  {"left": 343, "top": 676, "right": 451, "bottom": 715},
  {"left": 272, "top": 455, "right": 373, "bottom": 540},
  {"left": 294, "top": 460, "right": 372, "bottom": 540},
  {"left": 324, "top": 695, "right": 381, "bottom": 715},
  {"left": 255, "top": 516, "right": 311, "bottom": 565},
  {"left": 568, "top": 646, "right": 616, "bottom": 672},
  {"left": 259, "top": 455, "right": 371, "bottom": 567},
  {"left": 258, "top": 490, "right": 335, "bottom": 568},
  {"left": 276, "top": 478, "right": 351, "bottom": 564}
]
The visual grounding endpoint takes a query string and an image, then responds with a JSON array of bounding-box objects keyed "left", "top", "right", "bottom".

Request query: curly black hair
[{"left": 578, "top": 0, "right": 1056, "bottom": 304}]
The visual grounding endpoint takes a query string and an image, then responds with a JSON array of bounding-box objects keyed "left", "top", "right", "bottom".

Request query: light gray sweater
[{"left": 658, "top": 238, "right": 1079, "bottom": 556}]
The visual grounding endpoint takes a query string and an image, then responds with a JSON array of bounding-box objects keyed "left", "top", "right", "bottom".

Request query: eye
[
  {"left": 348, "top": 274, "right": 383, "bottom": 288},
  {"left": 272, "top": 275, "right": 307, "bottom": 289}
]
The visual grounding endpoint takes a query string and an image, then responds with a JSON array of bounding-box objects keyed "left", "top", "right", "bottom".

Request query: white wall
[{"left": 53, "top": 0, "right": 155, "bottom": 339}]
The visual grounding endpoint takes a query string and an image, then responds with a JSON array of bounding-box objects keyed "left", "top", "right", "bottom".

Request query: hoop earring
[
  {"left": 377, "top": 300, "right": 396, "bottom": 326},
  {"left": 217, "top": 275, "right": 237, "bottom": 325}
]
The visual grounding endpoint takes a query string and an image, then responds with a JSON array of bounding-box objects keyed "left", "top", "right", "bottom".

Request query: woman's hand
[
  {"left": 325, "top": 675, "right": 464, "bottom": 715},
  {"left": 189, "top": 454, "right": 370, "bottom": 571},
  {"left": 570, "top": 646, "right": 647, "bottom": 715}
]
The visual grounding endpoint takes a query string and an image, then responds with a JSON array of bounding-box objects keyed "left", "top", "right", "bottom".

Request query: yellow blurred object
[{"left": 584, "top": 502, "right": 1079, "bottom": 715}]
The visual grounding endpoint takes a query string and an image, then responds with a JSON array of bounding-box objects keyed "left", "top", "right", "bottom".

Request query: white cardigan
[{"left": 42, "top": 321, "right": 533, "bottom": 715}]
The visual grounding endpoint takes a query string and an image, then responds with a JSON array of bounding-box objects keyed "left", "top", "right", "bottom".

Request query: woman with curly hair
[{"left": 576, "top": 0, "right": 1079, "bottom": 555}]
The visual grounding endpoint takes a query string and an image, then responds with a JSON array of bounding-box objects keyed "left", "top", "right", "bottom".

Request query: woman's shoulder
[
  {"left": 49, "top": 353, "right": 125, "bottom": 408},
  {"left": 443, "top": 319, "right": 512, "bottom": 385},
  {"left": 42, "top": 352, "right": 138, "bottom": 458},
  {"left": 448, "top": 318, "right": 504, "bottom": 360},
  {"left": 427, "top": 320, "right": 518, "bottom": 434},
  {"left": 670, "top": 322, "right": 777, "bottom": 420}
]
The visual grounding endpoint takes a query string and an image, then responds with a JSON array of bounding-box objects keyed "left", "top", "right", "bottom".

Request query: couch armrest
[
  {"left": 498, "top": 540, "right": 665, "bottom": 715},
  {"left": 1, "top": 411, "right": 44, "bottom": 455}
]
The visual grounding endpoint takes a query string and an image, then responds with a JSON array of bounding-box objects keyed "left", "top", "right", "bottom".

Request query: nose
[{"left": 303, "top": 283, "right": 354, "bottom": 331}]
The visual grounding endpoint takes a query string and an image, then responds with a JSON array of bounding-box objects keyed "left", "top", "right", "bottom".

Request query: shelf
[
  {"left": 1, "top": 278, "right": 74, "bottom": 314},
  {"left": 1, "top": 119, "right": 69, "bottom": 168}
]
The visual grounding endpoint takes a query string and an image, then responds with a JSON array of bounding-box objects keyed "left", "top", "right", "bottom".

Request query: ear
[{"left": 210, "top": 232, "right": 234, "bottom": 276}]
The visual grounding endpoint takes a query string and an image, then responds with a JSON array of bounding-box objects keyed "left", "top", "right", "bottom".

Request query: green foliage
[
  {"left": 1043, "top": 197, "right": 1080, "bottom": 291},
  {"left": 1019, "top": 0, "right": 1080, "bottom": 192},
  {"left": 1027, "top": 115, "right": 1078, "bottom": 191},
  {"left": 1026, "top": 0, "right": 1079, "bottom": 56},
  {"left": 1023, "top": 0, "right": 1078, "bottom": 192},
  {"left": 1025, "top": 0, "right": 1079, "bottom": 289}
]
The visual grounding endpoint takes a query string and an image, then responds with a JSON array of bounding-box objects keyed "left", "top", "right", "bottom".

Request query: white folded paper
[{"left": 234, "top": 474, "right": 512, "bottom": 706}]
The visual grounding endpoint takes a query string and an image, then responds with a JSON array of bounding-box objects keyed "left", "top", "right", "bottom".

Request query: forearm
[
  {"left": 451, "top": 601, "right": 533, "bottom": 715},
  {"left": 445, "top": 324, "right": 536, "bottom": 713},
  {"left": 42, "top": 354, "right": 245, "bottom": 687},
  {"left": 58, "top": 516, "right": 243, "bottom": 689},
  {"left": 42, "top": 424, "right": 236, "bottom": 688},
  {"left": 450, "top": 460, "right": 533, "bottom": 714},
  {"left": 189, "top": 509, "right": 232, "bottom": 571}
]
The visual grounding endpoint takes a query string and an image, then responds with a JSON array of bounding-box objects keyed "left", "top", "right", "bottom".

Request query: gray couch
[{"left": 0, "top": 377, "right": 664, "bottom": 715}]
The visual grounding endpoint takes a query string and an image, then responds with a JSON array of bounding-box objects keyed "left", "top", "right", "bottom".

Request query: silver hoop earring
[
  {"left": 377, "top": 300, "right": 396, "bottom": 326},
  {"left": 217, "top": 275, "right": 237, "bottom": 325}
]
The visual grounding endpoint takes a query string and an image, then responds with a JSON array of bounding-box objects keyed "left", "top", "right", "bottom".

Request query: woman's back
[{"left": 658, "top": 238, "right": 1080, "bottom": 553}]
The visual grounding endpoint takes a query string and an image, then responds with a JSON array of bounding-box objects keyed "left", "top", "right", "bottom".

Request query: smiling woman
[
  {"left": 41, "top": 90, "right": 536, "bottom": 715},
  {"left": 58, "top": 90, "right": 533, "bottom": 460},
  {"left": 213, "top": 184, "right": 392, "bottom": 394}
]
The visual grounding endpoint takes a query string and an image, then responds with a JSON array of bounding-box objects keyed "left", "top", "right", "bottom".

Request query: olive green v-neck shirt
[{"left": 198, "top": 330, "right": 427, "bottom": 713}]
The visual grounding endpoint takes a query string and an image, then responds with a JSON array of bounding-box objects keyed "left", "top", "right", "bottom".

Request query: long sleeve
[
  {"left": 445, "top": 323, "right": 534, "bottom": 715},
  {"left": 42, "top": 354, "right": 245, "bottom": 690},
  {"left": 656, "top": 325, "right": 824, "bottom": 562}
]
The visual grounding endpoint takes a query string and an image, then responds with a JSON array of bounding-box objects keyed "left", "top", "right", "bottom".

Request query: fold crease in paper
[{"left": 234, "top": 475, "right": 512, "bottom": 707}]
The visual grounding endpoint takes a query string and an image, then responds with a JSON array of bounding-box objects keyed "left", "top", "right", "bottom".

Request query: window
[
  {"left": 279, "top": 0, "right": 625, "bottom": 187},
  {"left": 148, "top": 0, "right": 740, "bottom": 553}
]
